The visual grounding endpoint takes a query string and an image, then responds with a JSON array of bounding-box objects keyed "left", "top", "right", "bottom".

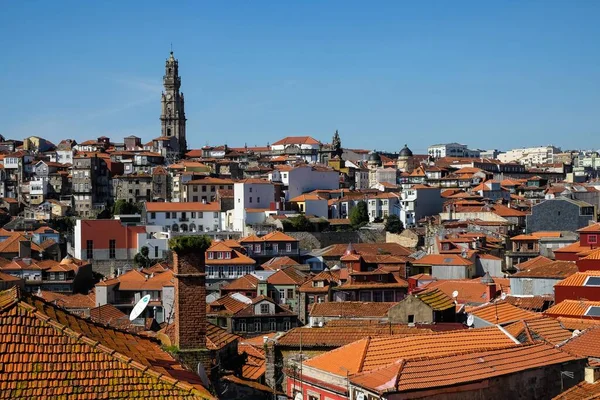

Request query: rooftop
[{"left": 309, "top": 301, "right": 397, "bottom": 318}]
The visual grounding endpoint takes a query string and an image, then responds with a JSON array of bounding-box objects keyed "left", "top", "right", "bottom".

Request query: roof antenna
[{"left": 170, "top": 42, "right": 173, "bottom": 53}]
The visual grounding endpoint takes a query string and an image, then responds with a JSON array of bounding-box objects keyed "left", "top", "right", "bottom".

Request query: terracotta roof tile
[
  {"left": 323, "top": 243, "right": 413, "bottom": 257},
  {"left": 261, "top": 256, "right": 299, "bottom": 270},
  {"left": 207, "top": 293, "right": 251, "bottom": 316},
  {"left": 553, "top": 380, "right": 600, "bottom": 400},
  {"left": 413, "top": 254, "right": 473, "bottom": 266},
  {"left": 560, "top": 327, "right": 600, "bottom": 358},
  {"left": 515, "top": 255, "right": 553, "bottom": 270},
  {"left": 303, "top": 326, "right": 521, "bottom": 377},
  {"left": 267, "top": 267, "right": 307, "bottom": 285},
  {"left": 577, "top": 223, "right": 600, "bottom": 233},
  {"left": 277, "top": 325, "right": 435, "bottom": 348},
  {"left": 0, "top": 287, "right": 213, "bottom": 399},
  {"left": 556, "top": 317, "right": 600, "bottom": 331},
  {"left": 350, "top": 343, "right": 582, "bottom": 395},
  {"left": 222, "top": 274, "right": 260, "bottom": 291},
  {"left": 503, "top": 316, "right": 572, "bottom": 344},
  {"left": 206, "top": 322, "right": 240, "bottom": 351},
  {"left": 504, "top": 295, "right": 554, "bottom": 312},
  {"left": 469, "top": 302, "right": 539, "bottom": 325},
  {"left": 512, "top": 260, "right": 578, "bottom": 279},
  {"left": 309, "top": 302, "right": 397, "bottom": 319},
  {"left": 238, "top": 343, "right": 265, "bottom": 380},
  {"left": 545, "top": 300, "right": 600, "bottom": 319},
  {"left": 272, "top": 136, "right": 321, "bottom": 146},
  {"left": 555, "top": 270, "right": 600, "bottom": 287}
]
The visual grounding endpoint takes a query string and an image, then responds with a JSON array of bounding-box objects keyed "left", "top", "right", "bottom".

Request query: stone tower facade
[{"left": 160, "top": 51, "right": 187, "bottom": 155}]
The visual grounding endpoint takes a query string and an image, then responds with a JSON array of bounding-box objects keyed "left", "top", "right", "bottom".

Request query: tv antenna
[{"left": 129, "top": 294, "right": 151, "bottom": 321}]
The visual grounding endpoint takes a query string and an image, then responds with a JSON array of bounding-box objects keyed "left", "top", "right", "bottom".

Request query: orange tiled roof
[
  {"left": 261, "top": 256, "right": 299, "bottom": 270},
  {"left": 426, "top": 279, "right": 495, "bottom": 305},
  {"left": 553, "top": 241, "right": 592, "bottom": 255},
  {"left": 559, "top": 327, "right": 600, "bottom": 358},
  {"left": 303, "top": 326, "right": 521, "bottom": 377},
  {"left": 240, "top": 231, "right": 298, "bottom": 243},
  {"left": 553, "top": 379, "right": 600, "bottom": 400},
  {"left": 0, "top": 287, "right": 213, "bottom": 399},
  {"left": 515, "top": 255, "right": 553, "bottom": 270},
  {"left": 556, "top": 317, "right": 600, "bottom": 331},
  {"left": 207, "top": 294, "right": 250, "bottom": 316},
  {"left": 555, "top": 270, "right": 600, "bottom": 287},
  {"left": 37, "top": 290, "right": 96, "bottom": 309},
  {"left": 206, "top": 243, "right": 256, "bottom": 265},
  {"left": 350, "top": 342, "right": 582, "bottom": 395},
  {"left": 323, "top": 243, "right": 413, "bottom": 257},
  {"left": 222, "top": 274, "right": 259, "bottom": 291},
  {"left": 545, "top": 300, "right": 600, "bottom": 318},
  {"left": 0, "top": 235, "right": 43, "bottom": 254},
  {"left": 504, "top": 295, "right": 554, "bottom": 312},
  {"left": 206, "top": 322, "right": 240, "bottom": 351},
  {"left": 503, "top": 316, "right": 572, "bottom": 344},
  {"left": 89, "top": 303, "right": 131, "bottom": 329},
  {"left": 277, "top": 325, "right": 435, "bottom": 348},
  {"left": 469, "top": 301, "right": 539, "bottom": 325},
  {"left": 271, "top": 136, "right": 320, "bottom": 146},
  {"left": 512, "top": 260, "right": 578, "bottom": 279},
  {"left": 309, "top": 302, "right": 397, "bottom": 318},
  {"left": 577, "top": 223, "right": 600, "bottom": 233},
  {"left": 238, "top": 342, "right": 265, "bottom": 381},
  {"left": 267, "top": 267, "right": 306, "bottom": 285}
]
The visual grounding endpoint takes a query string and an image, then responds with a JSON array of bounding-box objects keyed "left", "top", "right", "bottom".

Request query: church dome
[
  {"left": 399, "top": 144, "right": 413, "bottom": 157},
  {"left": 368, "top": 151, "right": 381, "bottom": 163}
]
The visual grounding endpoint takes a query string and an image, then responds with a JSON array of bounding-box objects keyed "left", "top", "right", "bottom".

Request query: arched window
[
  {"left": 189, "top": 223, "right": 196, "bottom": 232},
  {"left": 171, "top": 224, "right": 179, "bottom": 232},
  {"left": 180, "top": 224, "right": 188, "bottom": 232},
  {"left": 167, "top": 128, "right": 171, "bottom": 136}
]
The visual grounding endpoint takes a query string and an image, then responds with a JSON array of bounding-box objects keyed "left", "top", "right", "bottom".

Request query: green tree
[
  {"left": 384, "top": 215, "right": 404, "bottom": 234},
  {"left": 349, "top": 201, "right": 369, "bottom": 229},
  {"left": 290, "top": 215, "right": 312, "bottom": 231},
  {"left": 134, "top": 246, "right": 151, "bottom": 268},
  {"left": 168, "top": 235, "right": 212, "bottom": 254},
  {"left": 113, "top": 200, "right": 141, "bottom": 215}
]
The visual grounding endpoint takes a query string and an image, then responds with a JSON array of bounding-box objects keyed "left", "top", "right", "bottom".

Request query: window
[
  {"left": 109, "top": 239, "right": 116, "bottom": 259},
  {"left": 213, "top": 212, "right": 219, "bottom": 218},
  {"left": 202, "top": 186, "right": 207, "bottom": 192},
  {"left": 217, "top": 252, "right": 223, "bottom": 259},
  {"left": 279, "top": 289, "right": 285, "bottom": 300},
  {"left": 269, "top": 318, "right": 276, "bottom": 331},
  {"left": 86, "top": 240, "right": 93, "bottom": 260},
  {"left": 287, "top": 289, "right": 293, "bottom": 298},
  {"left": 191, "top": 212, "right": 196, "bottom": 218},
  {"left": 584, "top": 277, "right": 600, "bottom": 286},
  {"left": 193, "top": 196, "right": 198, "bottom": 202},
  {"left": 154, "top": 246, "right": 159, "bottom": 258},
  {"left": 249, "top": 187, "right": 253, "bottom": 193},
  {"left": 150, "top": 212, "right": 156, "bottom": 219},
  {"left": 193, "top": 186, "right": 198, "bottom": 192},
  {"left": 273, "top": 244, "right": 279, "bottom": 253},
  {"left": 589, "top": 235, "right": 598, "bottom": 244},
  {"left": 257, "top": 197, "right": 260, "bottom": 203},
  {"left": 225, "top": 252, "right": 231, "bottom": 259},
  {"left": 585, "top": 306, "right": 600, "bottom": 317},
  {"left": 408, "top": 314, "right": 415, "bottom": 323},
  {"left": 260, "top": 304, "right": 269, "bottom": 314},
  {"left": 249, "top": 197, "right": 252, "bottom": 203},
  {"left": 254, "top": 244, "right": 261, "bottom": 252},
  {"left": 166, "top": 212, "right": 171, "bottom": 219},
  {"left": 238, "top": 319, "right": 246, "bottom": 332},
  {"left": 198, "top": 212, "right": 203, "bottom": 218},
  {"left": 254, "top": 319, "right": 261, "bottom": 332},
  {"left": 283, "top": 318, "right": 291, "bottom": 331},
  {"left": 286, "top": 243, "right": 292, "bottom": 252}
]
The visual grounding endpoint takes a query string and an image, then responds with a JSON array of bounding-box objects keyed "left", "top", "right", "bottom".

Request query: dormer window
[
  {"left": 208, "top": 252, "right": 214, "bottom": 260},
  {"left": 217, "top": 252, "right": 223, "bottom": 259},
  {"left": 225, "top": 252, "right": 231, "bottom": 259}
]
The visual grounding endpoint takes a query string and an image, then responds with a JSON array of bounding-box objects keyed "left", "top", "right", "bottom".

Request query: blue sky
[{"left": 1, "top": 1, "right": 599, "bottom": 153}]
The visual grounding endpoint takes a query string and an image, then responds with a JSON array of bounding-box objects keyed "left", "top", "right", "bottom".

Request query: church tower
[{"left": 160, "top": 51, "right": 187, "bottom": 154}]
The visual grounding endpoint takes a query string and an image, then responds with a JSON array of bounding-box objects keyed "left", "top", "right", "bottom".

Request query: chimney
[
  {"left": 171, "top": 247, "right": 209, "bottom": 372},
  {"left": 486, "top": 283, "right": 497, "bottom": 301},
  {"left": 19, "top": 241, "right": 31, "bottom": 259},
  {"left": 585, "top": 366, "right": 600, "bottom": 384}
]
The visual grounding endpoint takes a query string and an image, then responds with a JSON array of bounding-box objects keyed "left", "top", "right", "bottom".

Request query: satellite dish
[
  {"left": 129, "top": 294, "right": 151, "bottom": 321},
  {"left": 500, "top": 292, "right": 507, "bottom": 301},
  {"left": 197, "top": 362, "right": 211, "bottom": 388},
  {"left": 452, "top": 290, "right": 459, "bottom": 299},
  {"left": 467, "top": 314, "right": 475, "bottom": 327},
  {"left": 318, "top": 321, "right": 323, "bottom": 328},
  {"left": 572, "top": 329, "right": 581, "bottom": 337},
  {"left": 294, "top": 393, "right": 303, "bottom": 400}
]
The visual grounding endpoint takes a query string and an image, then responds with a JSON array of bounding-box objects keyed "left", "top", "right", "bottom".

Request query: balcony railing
[{"left": 179, "top": 217, "right": 189, "bottom": 222}]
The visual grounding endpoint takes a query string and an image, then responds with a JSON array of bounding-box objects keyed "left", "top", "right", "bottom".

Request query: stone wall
[
  {"left": 287, "top": 230, "right": 386, "bottom": 251},
  {"left": 386, "top": 231, "right": 419, "bottom": 248}
]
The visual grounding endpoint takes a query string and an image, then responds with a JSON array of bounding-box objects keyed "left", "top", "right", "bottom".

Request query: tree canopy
[
  {"left": 384, "top": 215, "right": 404, "bottom": 234},
  {"left": 349, "top": 201, "right": 369, "bottom": 229}
]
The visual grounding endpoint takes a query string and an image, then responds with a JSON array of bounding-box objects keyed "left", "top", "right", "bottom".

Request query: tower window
[{"left": 167, "top": 128, "right": 171, "bottom": 136}]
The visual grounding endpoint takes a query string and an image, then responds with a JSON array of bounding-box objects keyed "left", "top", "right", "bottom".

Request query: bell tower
[{"left": 160, "top": 51, "right": 187, "bottom": 154}]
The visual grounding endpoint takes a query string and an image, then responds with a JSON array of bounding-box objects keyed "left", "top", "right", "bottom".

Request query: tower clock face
[{"left": 167, "top": 94, "right": 172, "bottom": 100}]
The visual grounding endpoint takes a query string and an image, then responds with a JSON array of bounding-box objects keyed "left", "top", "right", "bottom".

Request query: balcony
[{"left": 179, "top": 217, "right": 189, "bottom": 222}]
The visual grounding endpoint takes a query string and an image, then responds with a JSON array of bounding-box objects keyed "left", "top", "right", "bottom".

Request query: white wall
[
  {"left": 147, "top": 209, "right": 222, "bottom": 233},
  {"left": 287, "top": 166, "right": 339, "bottom": 200},
  {"left": 234, "top": 182, "right": 275, "bottom": 232},
  {"left": 304, "top": 199, "right": 329, "bottom": 218}
]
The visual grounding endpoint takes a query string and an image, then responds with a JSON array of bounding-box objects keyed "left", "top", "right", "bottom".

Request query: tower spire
[{"left": 160, "top": 50, "right": 187, "bottom": 156}]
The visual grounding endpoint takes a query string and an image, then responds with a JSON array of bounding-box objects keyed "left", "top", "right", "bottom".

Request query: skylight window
[
  {"left": 584, "top": 277, "right": 600, "bottom": 287},
  {"left": 584, "top": 306, "right": 600, "bottom": 317}
]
